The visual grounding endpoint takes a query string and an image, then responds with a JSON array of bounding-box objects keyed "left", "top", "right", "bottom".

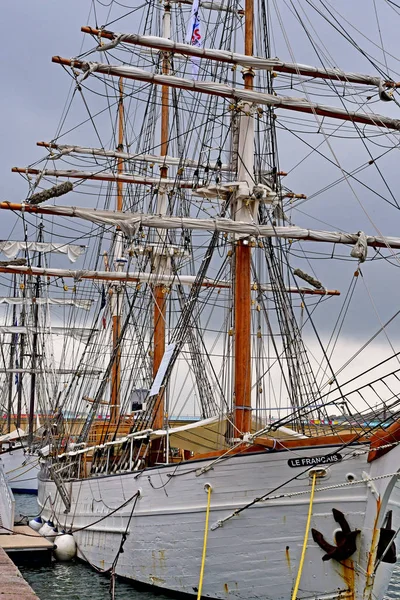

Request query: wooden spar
[
  {"left": 36, "top": 141, "right": 233, "bottom": 172},
  {"left": 11, "top": 167, "right": 197, "bottom": 188},
  {"left": 0, "top": 265, "right": 227, "bottom": 286},
  {"left": 233, "top": 0, "right": 253, "bottom": 435},
  {"left": 0, "top": 264, "right": 341, "bottom": 295},
  {"left": 81, "top": 27, "right": 399, "bottom": 87},
  {"left": 51, "top": 57, "right": 400, "bottom": 130},
  {"left": 109, "top": 77, "right": 124, "bottom": 426},
  {"left": 13, "top": 166, "right": 294, "bottom": 198},
  {"left": 152, "top": 2, "right": 170, "bottom": 437},
  {"left": 11, "top": 168, "right": 295, "bottom": 200}
]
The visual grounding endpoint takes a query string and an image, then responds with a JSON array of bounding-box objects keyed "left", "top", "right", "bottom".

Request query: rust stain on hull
[
  {"left": 150, "top": 575, "right": 166, "bottom": 585},
  {"left": 363, "top": 497, "right": 382, "bottom": 600},
  {"left": 338, "top": 558, "right": 355, "bottom": 600},
  {"left": 285, "top": 546, "right": 291, "bottom": 571}
]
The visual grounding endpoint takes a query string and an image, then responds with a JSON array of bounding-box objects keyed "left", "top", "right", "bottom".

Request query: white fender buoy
[
  {"left": 54, "top": 534, "right": 77, "bottom": 561},
  {"left": 29, "top": 516, "right": 43, "bottom": 532},
  {"left": 39, "top": 521, "right": 58, "bottom": 541}
]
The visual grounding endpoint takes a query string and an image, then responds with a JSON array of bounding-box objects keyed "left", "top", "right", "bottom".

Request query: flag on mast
[{"left": 187, "top": 0, "right": 202, "bottom": 78}]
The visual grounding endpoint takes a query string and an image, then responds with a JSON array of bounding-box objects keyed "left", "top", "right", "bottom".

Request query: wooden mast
[
  {"left": 152, "top": 1, "right": 171, "bottom": 438},
  {"left": 110, "top": 77, "right": 124, "bottom": 425},
  {"left": 233, "top": 0, "right": 253, "bottom": 435}
]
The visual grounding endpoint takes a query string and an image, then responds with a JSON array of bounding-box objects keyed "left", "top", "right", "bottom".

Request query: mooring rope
[
  {"left": 291, "top": 472, "right": 317, "bottom": 600},
  {"left": 197, "top": 484, "right": 212, "bottom": 600}
]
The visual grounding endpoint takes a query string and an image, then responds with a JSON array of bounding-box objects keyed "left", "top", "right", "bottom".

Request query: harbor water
[
  {"left": 15, "top": 494, "right": 170, "bottom": 600},
  {"left": 14, "top": 494, "right": 400, "bottom": 600}
]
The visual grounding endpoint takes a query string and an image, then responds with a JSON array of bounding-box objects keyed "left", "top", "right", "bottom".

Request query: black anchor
[
  {"left": 376, "top": 510, "right": 397, "bottom": 564},
  {"left": 312, "top": 508, "right": 360, "bottom": 562}
]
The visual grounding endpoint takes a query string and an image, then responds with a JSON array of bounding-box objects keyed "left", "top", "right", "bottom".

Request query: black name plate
[{"left": 288, "top": 453, "right": 342, "bottom": 468}]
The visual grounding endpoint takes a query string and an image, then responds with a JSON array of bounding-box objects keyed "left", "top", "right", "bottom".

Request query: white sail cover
[
  {"left": 0, "top": 241, "right": 85, "bottom": 263},
  {"left": 150, "top": 415, "right": 229, "bottom": 453},
  {"left": 0, "top": 428, "right": 27, "bottom": 442}
]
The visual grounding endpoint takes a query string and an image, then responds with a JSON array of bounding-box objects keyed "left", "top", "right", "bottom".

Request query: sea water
[
  {"left": 15, "top": 494, "right": 170, "bottom": 600},
  {"left": 15, "top": 494, "right": 400, "bottom": 600}
]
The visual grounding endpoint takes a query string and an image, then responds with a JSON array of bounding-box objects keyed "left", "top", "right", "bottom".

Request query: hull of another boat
[
  {"left": 0, "top": 445, "right": 39, "bottom": 494},
  {"left": 38, "top": 443, "right": 400, "bottom": 600}
]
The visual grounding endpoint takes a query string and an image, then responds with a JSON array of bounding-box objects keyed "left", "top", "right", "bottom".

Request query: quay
[
  {"left": 0, "top": 526, "right": 54, "bottom": 565},
  {"left": 0, "top": 546, "right": 39, "bottom": 599},
  {"left": 0, "top": 461, "right": 51, "bottom": 598},
  {"left": 0, "top": 459, "right": 53, "bottom": 564}
]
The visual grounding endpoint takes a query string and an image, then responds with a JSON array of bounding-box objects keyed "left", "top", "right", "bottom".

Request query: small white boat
[{"left": 0, "top": 430, "right": 39, "bottom": 494}]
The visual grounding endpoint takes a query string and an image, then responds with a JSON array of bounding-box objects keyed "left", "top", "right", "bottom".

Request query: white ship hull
[
  {"left": 38, "top": 442, "right": 400, "bottom": 599},
  {"left": 0, "top": 444, "right": 39, "bottom": 494}
]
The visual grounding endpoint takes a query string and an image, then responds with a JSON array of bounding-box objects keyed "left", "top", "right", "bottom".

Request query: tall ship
[
  {"left": 3, "top": 0, "right": 400, "bottom": 598},
  {"left": 0, "top": 236, "right": 97, "bottom": 493}
]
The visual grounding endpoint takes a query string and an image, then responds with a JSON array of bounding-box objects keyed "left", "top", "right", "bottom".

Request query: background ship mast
[{"left": 27, "top": 223, "right": 44, "bottom": 444}]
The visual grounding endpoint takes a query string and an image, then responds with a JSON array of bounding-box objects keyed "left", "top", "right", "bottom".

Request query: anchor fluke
[{"left": 312, "top": 509, "right": 360, "bottom": 562}]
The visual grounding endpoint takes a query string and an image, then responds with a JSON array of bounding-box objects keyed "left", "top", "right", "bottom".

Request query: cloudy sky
[{"left": 1, "top": 2, "right": 87, "bottom": 201}]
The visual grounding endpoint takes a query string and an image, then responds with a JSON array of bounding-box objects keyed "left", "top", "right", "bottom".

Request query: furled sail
[
  {"left": 83, "top": 28, "right": 396, "bottom": 88},
  {"left": 0, "top": 326, "right": 98, "bottom": 342},
  {"left": 0, "top": 297, "right": 93, "bottom": 309},
  {"left": 0, "top": 241, "right": 85, "bottom": 263},
  {"left": 37, "top": 142, "right": 232, "bottom": 171},
  {"left": 13, "top": 204, "right": 400, "bottom": 251},
  {"left": 53, "top": 57, "right": 400, "bottom": 130}
]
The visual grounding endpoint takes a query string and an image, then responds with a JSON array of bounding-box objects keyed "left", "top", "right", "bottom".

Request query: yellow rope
[
  {"left": 197, "top": 485, "right": 212, "bottom": 600},
  {"left": 291, "top": 472, "right": 317, "bottom": 600}
]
